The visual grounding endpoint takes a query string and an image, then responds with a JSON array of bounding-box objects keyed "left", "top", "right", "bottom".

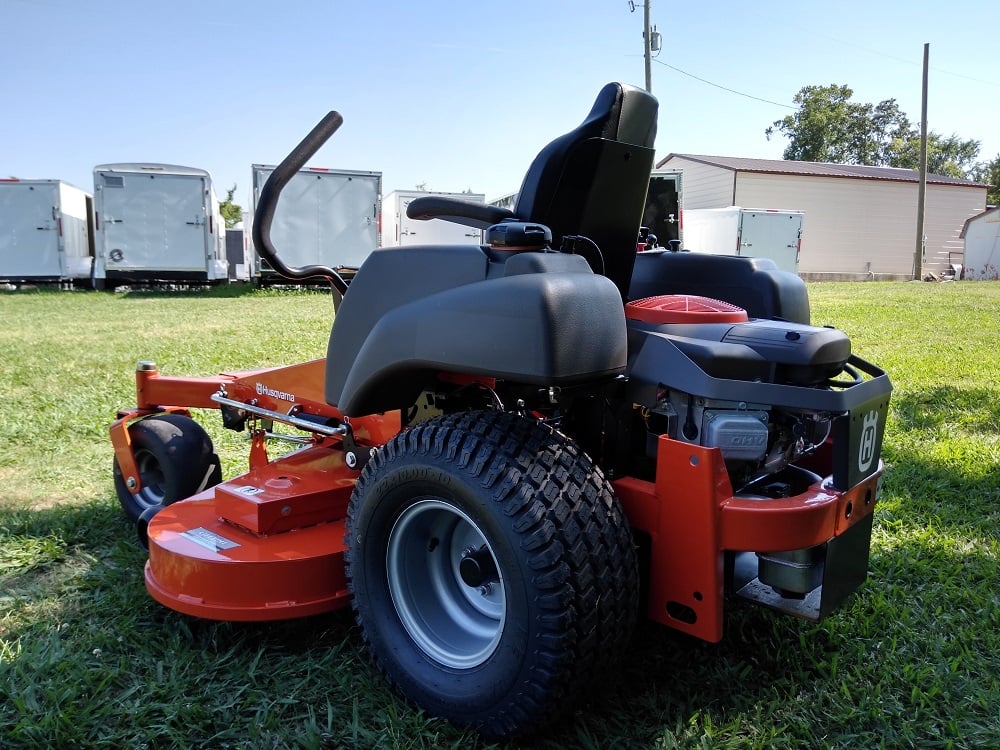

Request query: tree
[
  {"left": 891, "top": 133, "right": 982, "bottom": 179},
  {"left": 864, "top": 98, "right": 917, "bottom": 166},
  {"left": 970, "top": 154, "right": 1000, "bottom": 205},
  {"left": 219, "top": 184, "right": 242, "bottom": 229},
  {"left": 765, "top": 84, "right": 912, "bottom": 164},
  {"left": 767, "top": 84, "right": 981, "bottom": 180}
]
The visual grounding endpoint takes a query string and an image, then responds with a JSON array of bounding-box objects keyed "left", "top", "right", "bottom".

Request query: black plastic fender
[{"left": 326, "top": 247, "right": 627, "bottom": 416}]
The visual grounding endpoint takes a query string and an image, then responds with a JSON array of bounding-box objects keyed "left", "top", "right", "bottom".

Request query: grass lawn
[{"left": 1, "top": 281, "right": 998, "bottom": 749}]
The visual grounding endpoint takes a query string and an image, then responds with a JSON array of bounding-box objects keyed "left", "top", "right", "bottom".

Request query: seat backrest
[{"left": 513, "top": 83, "right": 658, "bottom": 297}]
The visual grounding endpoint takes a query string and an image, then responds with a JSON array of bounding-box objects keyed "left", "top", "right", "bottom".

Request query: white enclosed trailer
[
  {"left": 382, "top": 190, "right": 486, "bottom": 247},
  {"left": 225, "top": 227, "right": 252, "bottom": 282},
  {"left": 92, "top": 164, "right": 226, "bottom": 286},
  {"left": 682, "top": 206, "right": 803, "bottom": 273},
  {"left": 0, "top": 179, "right": 94, "bottom": 284},
  {"left": 249, "top": 165, "right": 381, "bottom": 280}
]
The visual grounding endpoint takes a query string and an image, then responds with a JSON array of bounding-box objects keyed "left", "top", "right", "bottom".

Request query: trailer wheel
[
  {"left": 113, "top": 413, "right": 222, "bottom": 523},
  {"left": 345, "top": 410, "right": 638, "bottom": 739}
]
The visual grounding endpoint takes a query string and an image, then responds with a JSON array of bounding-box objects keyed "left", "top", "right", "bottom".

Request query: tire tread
[{"left": 346, "top": 409, "right": 638, "bottom": 738}]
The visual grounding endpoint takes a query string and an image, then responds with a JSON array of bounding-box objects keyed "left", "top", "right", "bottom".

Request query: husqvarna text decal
[{"left": 256, "top": 382, "right": 295, "bottom": 402}]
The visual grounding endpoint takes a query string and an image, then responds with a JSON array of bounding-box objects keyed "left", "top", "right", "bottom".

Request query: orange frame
[
  {"left": 111, "top": 359, "right": 880, "bottom": 637},
  {"left": 613, "top": 434, "right": 881, "bottom": 643},
  {"left": 109, "top": 359, "right": 399, "bottom": 494}
]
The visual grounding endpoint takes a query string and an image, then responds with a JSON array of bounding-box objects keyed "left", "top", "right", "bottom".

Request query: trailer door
[
  {"left": 252, "top": 167, "right": 382, "bottom": 273},
  {"left": 274, "top": 171, "right": 380, "bottom": 268},
  {"left": 99, "top": 172, "right": 207, "bottom": 271},
  {"left": 643, "top": 171, "right": 683, "bottom": 248},
  {"left": 738, "top": 211, "right": 802, "bottom": 273},
  {"left": 0, "top": 183, "right": 63, "bottom": 277},
  {"left": 396, "top": 195, "right": 483, "bottom": 247}
]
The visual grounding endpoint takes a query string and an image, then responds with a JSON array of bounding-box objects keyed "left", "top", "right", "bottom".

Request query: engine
[
  {"left": 642, "top": 392, "right": 833, "bottom": 494},
  {"left": 626, "top": 295, "right": 852, "bottom": 495}
]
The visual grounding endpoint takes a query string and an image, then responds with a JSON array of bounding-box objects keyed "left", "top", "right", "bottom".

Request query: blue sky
[{"left": 2, "top": 0, "right": 997, "bottom": 205}]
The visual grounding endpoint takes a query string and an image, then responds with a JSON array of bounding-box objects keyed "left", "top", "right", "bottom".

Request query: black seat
[{"left": 406, "top": 82, "right": 658, "bottom": 297}]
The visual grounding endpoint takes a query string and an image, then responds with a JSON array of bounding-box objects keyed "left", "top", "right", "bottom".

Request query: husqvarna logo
[
  {"left": 857, "top": 410, "right": 880, "bottom": 473},
  {"left": 255, "top": 382, "right": 295, "bottom": 402}
]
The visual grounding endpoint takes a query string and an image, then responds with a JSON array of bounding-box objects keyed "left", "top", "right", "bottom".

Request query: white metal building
[
  {"left": 960, "top": 206, "right": 1000, "bottom": 280},
  {"left": 656, "top": 154, "right": 988, "bottom": 279}
]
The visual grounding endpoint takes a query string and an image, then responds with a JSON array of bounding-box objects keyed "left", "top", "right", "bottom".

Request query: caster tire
[{"left": 113, "top": 413, "right": 222, "bottom": 523}]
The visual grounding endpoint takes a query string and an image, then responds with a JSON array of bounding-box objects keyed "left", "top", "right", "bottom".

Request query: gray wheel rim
[
  {"left": 133, "top": 448, "right": 166, "bottom": 509},
  {"left": 386, "top": 499, "right": 506, "bottom": 669}
]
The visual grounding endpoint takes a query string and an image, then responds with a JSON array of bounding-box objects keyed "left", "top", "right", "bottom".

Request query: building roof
[
  {"left": 960, "top": 205, "right": 1000, "bottom": 238},
  {"left": 656, "top": 154, "right": 985, "bottom": 188}
]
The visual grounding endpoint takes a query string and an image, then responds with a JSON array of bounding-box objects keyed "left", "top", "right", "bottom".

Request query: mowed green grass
[{"left": 1, "top": 282, "right": 998, "bottom": 749}]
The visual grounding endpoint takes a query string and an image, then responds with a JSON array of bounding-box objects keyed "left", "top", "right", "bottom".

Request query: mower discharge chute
[{"left": 110, "top": 82, "right": 891, "bottom": 739}]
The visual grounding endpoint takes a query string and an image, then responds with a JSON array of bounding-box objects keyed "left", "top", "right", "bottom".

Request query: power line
[
  {"left": 804, "top": 30, "right": 1000, "bottom": 88},
  {"left": 929, "top": 66, "right": 1000, "bottom": 88},
  {"left": 653, "top": 58, "right": 796, "bottom": 109}
]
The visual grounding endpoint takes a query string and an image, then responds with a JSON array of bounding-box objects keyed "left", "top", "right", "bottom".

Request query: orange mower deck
[
  {"left": 145, "top": 441, "right": 357, "bottom": 621},
  {"left": 112, "top": 358, "right": 400, "bottom": 621}
]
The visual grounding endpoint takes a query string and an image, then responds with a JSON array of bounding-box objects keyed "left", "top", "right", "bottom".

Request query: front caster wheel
[
  {"left": 345, "top": 410, "right": 638, "bottom": 739},
  {"left": 113, "top": 413, "right": 222, "bottom": 523}
]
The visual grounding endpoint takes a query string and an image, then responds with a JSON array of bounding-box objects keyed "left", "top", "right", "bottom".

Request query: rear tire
[
  {"left": 113, "top": 413, "right": 222, "bottom": 523},
  {"left": 345, "top": 410, "right": 638, "bottom": 739}
]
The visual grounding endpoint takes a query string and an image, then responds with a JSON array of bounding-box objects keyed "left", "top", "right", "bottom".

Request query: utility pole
[
  {"left": 913, "top": 43, "right": 929, "bottom": 281},
  {"left": 643, "top": 0, "right": 652, "bottom": 92},
  {"left": 629, "top": 1, "right": 656, "bottom": 93}
]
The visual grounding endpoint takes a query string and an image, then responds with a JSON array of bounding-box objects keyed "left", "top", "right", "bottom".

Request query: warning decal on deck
[{"left": 181, "top": 526, "right": 241, "bottom": 552}]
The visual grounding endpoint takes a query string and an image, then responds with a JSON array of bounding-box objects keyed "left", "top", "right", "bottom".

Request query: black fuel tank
[{"left": 629, "top": 318, "right": 851, "bottom": 386}]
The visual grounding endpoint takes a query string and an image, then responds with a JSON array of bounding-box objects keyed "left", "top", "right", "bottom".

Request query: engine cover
[
  {"left": 721, "top": 320, "right": 851, "bottom": 385},
  {"left": 703, "top": 411, "right": 769, "bottom": 461},
  {"left": 626, "top": 295, "right": 851, "bottom": 387}
]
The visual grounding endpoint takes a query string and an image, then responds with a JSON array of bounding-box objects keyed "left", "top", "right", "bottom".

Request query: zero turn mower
[{"left": 111, "top": 82, "right": 891, "bottom": 739}]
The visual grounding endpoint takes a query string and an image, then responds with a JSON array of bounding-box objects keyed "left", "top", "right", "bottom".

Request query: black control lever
[{"left": 252, "top": 111, "right": 350, "bottom": 295}]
